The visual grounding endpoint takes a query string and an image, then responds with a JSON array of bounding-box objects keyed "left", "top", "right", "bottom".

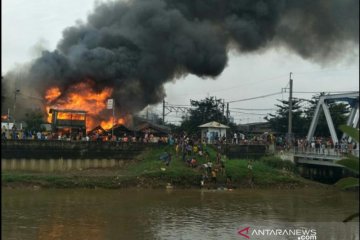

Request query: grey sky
[{"left": 2, "top": 0, "right": 359, "bottom": 124}]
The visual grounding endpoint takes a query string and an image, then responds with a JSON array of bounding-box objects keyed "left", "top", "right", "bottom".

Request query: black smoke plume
[{"left": 2, "top": 0, "right": 359, "bottom": 119}]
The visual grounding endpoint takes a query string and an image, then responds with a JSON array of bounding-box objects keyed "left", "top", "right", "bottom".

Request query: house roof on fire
[
  {"left": 132, "top": 116, "right": 171, "bottom": 134},
  {"left": 110, "top": 124, "right": 133, "bottom": 134},
  {"left": 135, "top": 122, "right": 171, "bottom": 134},
  {"left": 88, "top": 125, "right": 106, "bottom": 134}
]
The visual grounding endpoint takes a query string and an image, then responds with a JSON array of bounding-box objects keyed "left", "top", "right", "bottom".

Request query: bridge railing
[{"left": 291, "top": 147, "right": 359, "bottom": 158}]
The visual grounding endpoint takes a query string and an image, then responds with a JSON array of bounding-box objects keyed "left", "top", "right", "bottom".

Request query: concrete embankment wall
[
  {"left": 1, "top": 140, "right": 153, "bottom": 172},
  {"left": 1, "top": 158, "right": 128, "bottom": 172},
  {"left": 224, "top": 144, "right": 267, "bottom": 159}
]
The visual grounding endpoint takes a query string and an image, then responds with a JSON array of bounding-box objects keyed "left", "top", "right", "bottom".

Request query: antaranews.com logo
[{"left": 238, "top": 226, "right": 317, "bottom": 239}]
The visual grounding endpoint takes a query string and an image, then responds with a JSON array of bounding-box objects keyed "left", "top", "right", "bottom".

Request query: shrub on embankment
[
  {"left": 259, "top": 156, "right": 297, "bottom": 173},
  {"left": 225, "top": 157, "right": 299, "bottom": 186}
]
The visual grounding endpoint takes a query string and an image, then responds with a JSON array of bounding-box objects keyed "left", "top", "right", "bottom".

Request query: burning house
[{"left": 49, "top": 108, "right": 87, "bottom": 135}]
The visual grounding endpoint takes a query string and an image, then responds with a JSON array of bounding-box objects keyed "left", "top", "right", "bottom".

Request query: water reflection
[{"left": 2, "top": 188, "right": 358, "bottom": 240}]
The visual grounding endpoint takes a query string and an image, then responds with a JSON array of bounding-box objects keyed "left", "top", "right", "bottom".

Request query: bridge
[
  {"left": 299, "top": 92, "right": 359, "bottom": 163},
  {"left": 306, "top": 92, "right": 359, "bottom": 144},
  {"left": 274, "top": 148, "right": 358, "bottom": 183},
  {"left": 294, "top": 151, "right": 343, "bottom": 167},
  {"left": 287, "top": 92, "right": 359, "bottom": 182}
]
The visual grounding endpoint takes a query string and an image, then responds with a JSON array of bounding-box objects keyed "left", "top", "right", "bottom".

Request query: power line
[
  {"left": 231, "top": 111, "right": 270, "bottom": 116},
  {"left": 230, "top": 107, "right": 276, "bottom": 111},
  {"left": 293, "top": 90, "right": 357, "bottom": 94},
  {"left": 166, "top": 104, "right": 193, "bottom": 107},
  {"left": 228, "top": 91, "right": 282, "bottom": 103}
]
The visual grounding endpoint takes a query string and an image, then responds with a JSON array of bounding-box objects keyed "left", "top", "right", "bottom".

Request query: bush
[{"left": 260, "top": 156, "right": 297, "bottom": 173}]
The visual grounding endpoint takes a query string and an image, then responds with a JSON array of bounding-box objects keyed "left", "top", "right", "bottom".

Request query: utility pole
[
  {"left": 7, "top": 108, "right": 10, "bottom": 129},
  {"left": 226, "top": 102, "right": 229, "bottom": 123},
  {"left": 162, "top": 99, "right": 165, "bottom": 124},
  {"left": 107, "top": 98, "right": 115, "bottom": 138},
  {"left": 288, "top": 72, "right": 293, "bottom": 146},
  {"left": 112, "top": 101, "right": 115, "bottom": 138},
  {"left": 222, "top": 99, "right": 225, "bottom": 122},
  {"left": 13, "top": 89, "right": 20, "bottom": 125}
]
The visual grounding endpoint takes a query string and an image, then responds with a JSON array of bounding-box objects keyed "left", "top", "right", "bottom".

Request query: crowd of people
[
  {"left": 1, "top": 125, "right": 172, "bottom": 144},
  {"left": 2, "top": 125, "right": 358, "bottom": 158},
  {"left": 158, "top": 134, "right": 233, "bottom": 189},
  {"left": 291, "top": 137, "right": 358, "bottom": 156}
]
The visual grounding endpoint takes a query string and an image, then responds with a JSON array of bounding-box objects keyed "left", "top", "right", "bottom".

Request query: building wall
[
  {"left": 224, "top": 144, "right": 266, "bottom": 159},
  {"left": 201, "top": 127, "right": 227, "bottom": 143}
]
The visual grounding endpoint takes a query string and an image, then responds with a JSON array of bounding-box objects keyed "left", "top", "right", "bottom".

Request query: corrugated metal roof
[{"left": 198, "top": 121, "right": 229, "bottom": 128}]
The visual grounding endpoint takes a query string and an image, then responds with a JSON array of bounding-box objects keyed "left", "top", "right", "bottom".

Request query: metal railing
[{"left": 292, "top": 147, "right": 359, "bottom": 158}]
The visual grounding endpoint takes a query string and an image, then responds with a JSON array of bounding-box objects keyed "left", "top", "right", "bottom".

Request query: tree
[
  {"left": 24, "top": 110, "right": 45, "bottom": 132},
  {"left": 179, "top": 97, "right": 228, "bottom": 135},
  {"left": 265, "top": 99, "right": 308, "bottom": 137}
]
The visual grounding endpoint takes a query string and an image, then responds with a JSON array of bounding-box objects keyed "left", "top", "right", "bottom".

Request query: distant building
[
  {"left": 199, "top": 121, "right": 229, "bottom": 143},
  {"left": 237, "top": 122, "right": 272, "bottom": 134},
  {"left": 87, "top": 116, "right": 171, "bottom": 139},
  {"left": 133, "top": 117, "right": 171, "bottom": 137},
  {"left": 111, "top": 124, "right": 134, "bottom": 137},
  {"left": 1, "top": 121, "right": 26, "bottom": 130},
  {"left": 1, "top": 122, "right": 14, "bottom": 130}
]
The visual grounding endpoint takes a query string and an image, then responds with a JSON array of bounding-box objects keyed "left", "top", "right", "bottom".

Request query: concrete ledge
[{"left": 1, "top": 158, "right": 129, "bottom": 172}]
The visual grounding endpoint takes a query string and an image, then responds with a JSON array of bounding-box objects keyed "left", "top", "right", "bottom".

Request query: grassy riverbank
[{"left": 2, "top": 145, "right": 328, "bottom": 189}]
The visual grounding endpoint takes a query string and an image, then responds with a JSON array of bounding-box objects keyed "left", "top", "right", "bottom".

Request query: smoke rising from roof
[{"left": 2, "top": 0, "right": 359, "bottom": 117}]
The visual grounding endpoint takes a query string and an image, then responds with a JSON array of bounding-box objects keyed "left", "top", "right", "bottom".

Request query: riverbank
[{"left": 1, "top": 145, "right": 332, "bottom": 190}]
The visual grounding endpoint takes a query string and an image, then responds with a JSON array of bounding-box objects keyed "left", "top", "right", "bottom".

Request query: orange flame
[
  {"left": 100, "top": 117, "right": 125, "bottom": 130},
  {"left": 57, "top": 112, "right": 86, "bottom": 120},
  {"left": 45, "top": 80, "right": 124, "bottom": 131},
  {"left": 45, "top": 87, "right": 61, "bottom": 102}
]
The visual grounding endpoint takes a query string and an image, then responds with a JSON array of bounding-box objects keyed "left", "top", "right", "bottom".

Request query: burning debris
[{"left": 1, "top": 0, "right": 359, "bottom": 125}]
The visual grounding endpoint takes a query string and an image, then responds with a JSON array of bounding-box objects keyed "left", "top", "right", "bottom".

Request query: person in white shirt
[{"left": 233, "top": 133, "right": 238, "bottom": 144}]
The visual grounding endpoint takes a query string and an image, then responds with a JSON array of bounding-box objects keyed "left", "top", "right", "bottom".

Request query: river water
[{"left": 2, "top": 188, "right": 359, "bottom": 240}]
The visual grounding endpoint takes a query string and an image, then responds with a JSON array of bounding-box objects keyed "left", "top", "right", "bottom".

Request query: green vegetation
[
  {"left": 225, "top": 156, "right": 299, "bottom": 185},
  {"left": 335, "top": 125, "right": 359, "bottom": 190},
  {"left": 334, "top": 125, "right": 359, "bottom": 222},
  {"left": 2, "top": 145, "right": 318, "bottom": 189},
  {"left": 175, "top": 97, "right": 236, "bottom": 135}
]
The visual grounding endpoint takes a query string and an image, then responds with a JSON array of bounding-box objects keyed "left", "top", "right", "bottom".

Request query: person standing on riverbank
[
  {"left": 175, "top": 143, "right": 180, "bottom": 159},
  {"left": 247, "top": 160, "right": 253, "bottom": 184},
  {"left": 226, "top": 174, "right": 232, "bottom": 189},
  {"left": 216, "top": 152, "right": 221, "bottom": 164},
  {"left": 165, "top": 151, "right": 172, "bottom": 166},
  {"left": 200, "top": 173, "right": 206, "bottom": 188},
  {"left": 211, "top": 169, "right": 217, "bottom": 184},
  {"left": 220, "top": 158, "right": 226, "bottom": 176}
]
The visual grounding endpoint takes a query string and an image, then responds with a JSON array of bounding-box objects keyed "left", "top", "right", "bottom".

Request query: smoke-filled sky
[{"left": 2, "top": 0, "right": 359, "bottom": 124}]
